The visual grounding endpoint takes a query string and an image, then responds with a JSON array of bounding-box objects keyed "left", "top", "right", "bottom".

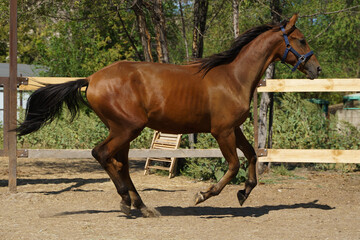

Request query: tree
[
  {"left": 131, "top": 0, "right": 154, "bottom": 62},
  {"left": 192, "top": 0, "right": 208, "bottom": 59},
  {"left": 188, "top": 0, "right": 209, "bottom": 147},
  {"left": 232, "top": 0, "right": 240, "bottom": 38},
  {"left": 146, "top": 0, "right": 170, "bottom": 63},
  {"left": 257, "top": 0, "right": 282, "bottom": 173},
  {"left": 22, "top": 0, "right": 139, "bottom": 76},
  {"left": 114, "top": 4, "right": 143, "bottom": 61},
  {"left": 179, "top": 0, "right": 190, "bottom": 62}
]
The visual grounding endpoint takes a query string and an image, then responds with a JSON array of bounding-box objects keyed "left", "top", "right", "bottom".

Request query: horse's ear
[{"left": 284, "top": 14, "right": 299, "bottom": 33}]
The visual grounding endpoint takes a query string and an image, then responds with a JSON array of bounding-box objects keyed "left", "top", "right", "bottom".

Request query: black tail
[{"left": 16, "top": 79, "right": 89, "bottom": 136}]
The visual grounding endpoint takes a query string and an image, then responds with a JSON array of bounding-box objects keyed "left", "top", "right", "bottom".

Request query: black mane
[{"left": 198, "top": 21, "right": 286, "bottom": 75}]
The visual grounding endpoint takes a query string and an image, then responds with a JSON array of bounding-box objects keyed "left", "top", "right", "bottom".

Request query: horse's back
[
  {"left": 86, "top": 61, "right": 213, "bottom": 133},
  {"left": 86, "top": 61, "right": 246, "bottom": 134}
]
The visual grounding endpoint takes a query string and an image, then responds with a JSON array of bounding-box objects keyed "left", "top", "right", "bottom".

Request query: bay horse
[{"left": 17, "top": 14, "right": 321, "bottom": 217}]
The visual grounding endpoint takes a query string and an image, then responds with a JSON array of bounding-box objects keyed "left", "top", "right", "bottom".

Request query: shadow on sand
[
  {"left": 0, "top": 177, "right": 109, "bottom": 194},
  {"left": 155, "top": 200, "right": 334, "bottom": 218},
  {"left": 141, "top": 188, "right": 186, "bottom": 193},
  {"left": 50, "top": 200, "right": 334, "bottom": 219}
]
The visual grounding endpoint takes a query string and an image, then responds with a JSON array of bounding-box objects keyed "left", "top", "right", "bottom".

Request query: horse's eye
[{"left": 299, "top": 39, "right": 306, "bottom": 45}]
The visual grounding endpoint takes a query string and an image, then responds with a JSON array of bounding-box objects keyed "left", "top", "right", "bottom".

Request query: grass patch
[
  {"left": 259, "top": 178, "right": 280, "bottom": 185},
  {"left": 272, "top": 164, "right": 295, "bottom": 177}
]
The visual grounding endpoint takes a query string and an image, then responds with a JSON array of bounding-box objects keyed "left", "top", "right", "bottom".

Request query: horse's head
[{"left": 277, "top": 14, "right": 321, "bottom": 79}]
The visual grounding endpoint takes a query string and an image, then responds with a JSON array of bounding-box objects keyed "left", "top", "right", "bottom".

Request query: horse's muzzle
[{"left": 305, "top": 63, "right": 321, "bottom": 80}]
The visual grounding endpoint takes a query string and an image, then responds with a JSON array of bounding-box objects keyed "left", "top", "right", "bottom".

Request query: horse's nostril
[{"left": 317, "top": 66, "right": 322, "bottom": 74}]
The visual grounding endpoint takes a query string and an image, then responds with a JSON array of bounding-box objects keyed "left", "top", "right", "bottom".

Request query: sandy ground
[{"left": 0, "top": 158, "right": 359, "bottom": 240}]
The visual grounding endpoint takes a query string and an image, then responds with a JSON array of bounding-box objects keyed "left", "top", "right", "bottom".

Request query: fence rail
[
  {"left": 6, "top": 148, "right": 359, "bottom": 164},
  {"left": 19, "top": 77, "right": 360, "bottom": 92},
  {"left": 257, "top": 78, "right": 360, "bottom": 92}
]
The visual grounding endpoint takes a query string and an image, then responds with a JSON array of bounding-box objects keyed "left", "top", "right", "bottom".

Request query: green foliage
[
  {"left": 181, "top": 133, "right": 248, "bottom": 184},
  {"left": 17, "top": 108, "right": 108, "bottom": 149},
  {"left": 34, "top": 10, "right": 136, "bottom": 77},
  {"left": 182, "top": 157, "right": 247, "bottom": 184},
  {"left": 0, "top": 0, "right": 358, "bottom": 83},
  {"left": 313, "top": 163, "right": 360, "bottom": 172},
  {"left": 272, "top": 93, "right": 360, "bottom": 150},
  {"left": 272, "top": 164, "right": 295, "bottom": 177},
  {"left": 180, "top": 115, "right": 253, "bottom": 184},
  {"left": 130, "top": 128, "right": 154, "bottom": 149},
  {"left": 0, "top": 1, "right": 9, "bottom": 63}
]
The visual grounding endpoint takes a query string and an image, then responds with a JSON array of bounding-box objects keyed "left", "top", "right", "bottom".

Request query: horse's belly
[{"left": 146, "top": 111, "right": 211, "bottom": 134}]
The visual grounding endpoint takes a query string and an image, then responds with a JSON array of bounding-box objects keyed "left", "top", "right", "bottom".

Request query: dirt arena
[{"left": 0, "top": 158, "right": 359, "bottom": 240}]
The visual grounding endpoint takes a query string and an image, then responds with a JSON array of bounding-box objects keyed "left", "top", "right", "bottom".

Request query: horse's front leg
[
  {"left": 235, "top": 127, "right": 258, "bottom": 206},
  {"left": 195, "top": 129, "right": 240, "bottom": 205}
]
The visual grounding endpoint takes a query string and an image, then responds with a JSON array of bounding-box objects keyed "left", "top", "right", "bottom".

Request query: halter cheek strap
[{"left": 281, "top": 26, "right": 314, "bottom": 72}]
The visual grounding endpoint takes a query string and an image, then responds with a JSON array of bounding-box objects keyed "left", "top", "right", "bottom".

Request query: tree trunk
[
  {"left": 179, "top": 0, "right": 190, "bottom": 62},
  {"left": 147, "top": 0, "right": 170, "bottom": 63},
  {"left": 233, "top": 0, "right": 245, "bottom": 131},
  {"left": 257, "top": 65, "right": 275, "bottom": 173},
  {"left": 192, "top": 0, "right": 208, "bottom": 59},
  {"left": 132, "top": 0, "right": 153, "bottom": 62},
  {"left": 189, "top": 0, "right": 208, "bottom": 147},
  {"left": 232, "top": 0, "right": 240, "bottom": 38},
  {"left": 270, "top": 0, "right": 282, "bottom": 23},
  {"left": 257, "top": 0, "right": 281, "bottom": 173}
]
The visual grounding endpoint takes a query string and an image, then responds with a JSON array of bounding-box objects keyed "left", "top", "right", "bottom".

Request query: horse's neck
[{"left": 230, "top": 30, "right": 280, "bottom": 94}]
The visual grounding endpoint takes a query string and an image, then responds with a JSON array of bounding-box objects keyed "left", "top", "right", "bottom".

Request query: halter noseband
[{"left": 281, "top": 26, "right": 314, "bottom": 72}]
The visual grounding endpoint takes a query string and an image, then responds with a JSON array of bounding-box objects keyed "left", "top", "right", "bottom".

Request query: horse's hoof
[
  {"left": 237, "top": 190, "right": 247, "bottom": 206},
  {"left": 120, "top": 202, "right": 131, "bottom": 216},
  {"left": 194, "top": 192, "right": 205, "bottom": 205},
  {"left": 141, "top": 207, "right": 161, "bottom": 218}
]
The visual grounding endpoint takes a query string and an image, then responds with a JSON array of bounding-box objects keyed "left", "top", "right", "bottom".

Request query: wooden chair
[{"left": 144, "top": 131, "right": 182, "bottom": 178}]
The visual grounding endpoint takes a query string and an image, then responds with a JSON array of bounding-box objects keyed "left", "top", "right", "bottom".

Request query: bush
[
  {"left": 17, "top": 108, "right": 106, "bottom": 149},
  {"left": 130, "top": 128, "right": 154, "bottom": 149},
  {"left": 271, "top": 93, "right": 360, "bottom": 172},
  {"left": 272, "top": 93, "right": 360, "bottom": 150},
  {"left": 181, "top": 132, "right": 249, "bottom": 184},
  {"left": 182, "top": 157, "right": 247, "bottom": 184}
]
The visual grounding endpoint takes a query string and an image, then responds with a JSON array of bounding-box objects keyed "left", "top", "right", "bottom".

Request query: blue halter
[{"left": 281, "top": 26, "right": 314, "bottom": 72}]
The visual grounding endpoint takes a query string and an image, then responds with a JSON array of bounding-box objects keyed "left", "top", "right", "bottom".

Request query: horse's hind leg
[
  {"left": 92, "top": 129, "right": 159, "bottom": 217},
  {"left": 235, "top": 127, "right": 258, "bottom": 206},
  {"left": 91, "top": 133, "right": 131, "bottom": 213},
  {"left": 113, "top": 143, "right": 160, "bottom": 217}
]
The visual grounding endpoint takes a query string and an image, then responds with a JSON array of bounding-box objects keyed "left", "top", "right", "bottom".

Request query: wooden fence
[
  {"left": 14, "top": 149, "right": 358, "bottom": 164},
  {"left": 255, "top": 78, "right": 360, "bottom": 164},
  {"left": 14, "top": 77, "right": 360, "bottom": 164}
]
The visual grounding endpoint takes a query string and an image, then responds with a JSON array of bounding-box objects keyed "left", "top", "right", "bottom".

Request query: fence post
[
  {"left": 253, "top": 89, "right": 258, "bottom": 152},
  {"left": 7, "top": 0, "right": 18, "bottom": 193}
]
